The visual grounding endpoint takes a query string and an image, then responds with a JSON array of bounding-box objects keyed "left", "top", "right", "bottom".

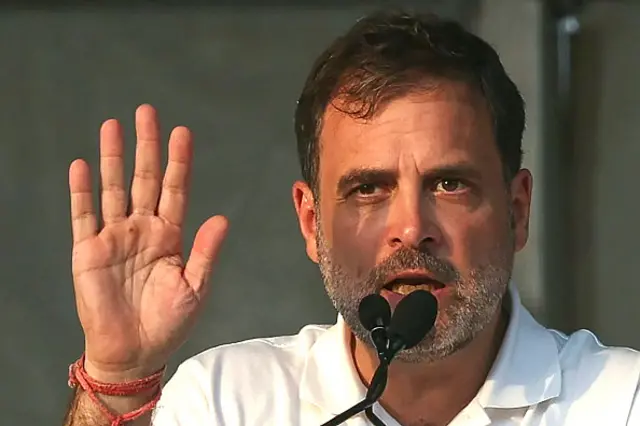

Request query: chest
[{"left": 296, "top": 398, "right": 631, "bottom": 426}]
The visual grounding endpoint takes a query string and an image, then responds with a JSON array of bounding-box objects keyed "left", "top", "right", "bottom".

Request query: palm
[
  {"left": 74, "top": 217, "right": 188, "bottom": 368},
  {"left": 68, "top": 105, "right": 228, "bottom": 376}
]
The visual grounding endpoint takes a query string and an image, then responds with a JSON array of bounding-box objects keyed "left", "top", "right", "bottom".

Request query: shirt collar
[
  {"left": 299, "top": 283, "right": 562, "bottom": 414},
  {"left": 477, "top": 284, "right": 562, "bottom": 408},
  {"left": 299, "top": 315, "right": 367, "bottom": 415}
]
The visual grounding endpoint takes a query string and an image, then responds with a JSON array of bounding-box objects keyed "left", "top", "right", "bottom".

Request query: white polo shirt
[{"left": 151, "top": 286, "right": 640, "bottom": 425}]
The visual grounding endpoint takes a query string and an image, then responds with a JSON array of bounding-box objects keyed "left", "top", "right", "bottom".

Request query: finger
[
  {"left": 130, "top": 104, "right": 162, "bottom": 215},
  {"left": 183, "top": 216, "right": 229, "bottom": 297},
  {"left": 100, "top": 119, "right": 127, "bottom": 225},
  {"left": 157, "top": 126, "right": 193, "bottom": 227},
  {"left": 69, "top": 159, "right": 97, "bottom": 244}
]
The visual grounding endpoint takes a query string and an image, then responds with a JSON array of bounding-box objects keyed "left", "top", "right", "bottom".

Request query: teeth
[{"left": 391, "top": 284, "right": 439, "bottom": 295}]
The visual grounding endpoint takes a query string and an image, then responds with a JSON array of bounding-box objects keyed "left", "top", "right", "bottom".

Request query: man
[{"left": 63, "top": 10, "right": 640, "bottom": 426}]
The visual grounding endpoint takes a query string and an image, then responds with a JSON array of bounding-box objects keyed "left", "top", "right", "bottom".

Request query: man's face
[{"left": 294, "top": 82, "right": 532, "bottom": 363}]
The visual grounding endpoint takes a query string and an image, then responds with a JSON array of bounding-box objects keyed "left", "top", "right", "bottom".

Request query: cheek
[
  {"left": 328, "top": 208, "right": 386, "bottom": 275},
  {"left": 436, "top": 203, "right": 509, "bottom": 269}
]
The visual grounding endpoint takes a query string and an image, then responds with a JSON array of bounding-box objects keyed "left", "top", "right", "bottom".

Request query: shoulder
[
  {"left": 550, "top": 327, "right": 640, "bottom": 373},
  {"left": 549, "top": 328, "right": 640, "bottom": 423},
  {"left": 187, "top": 323, "right": 330, "bottom": 382},
  {"left": 176, "top": 322, "right": 330, "bottom": 388},
  {"left": 153, "top": 323, "right": 332, "bottom": 425}
]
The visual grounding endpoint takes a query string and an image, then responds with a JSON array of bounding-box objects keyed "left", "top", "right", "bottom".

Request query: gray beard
[{"left": 316, "top": 218, "right": 514, "bottom": 364}]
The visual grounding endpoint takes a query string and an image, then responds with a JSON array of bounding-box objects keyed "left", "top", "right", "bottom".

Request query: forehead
[{"left": 317, "top": 82, "right": 498, "bottom": 182}]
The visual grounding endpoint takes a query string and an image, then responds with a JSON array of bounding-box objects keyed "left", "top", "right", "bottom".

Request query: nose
[{"left": 386, "top": 190, "right": 442, "bottom": 251}]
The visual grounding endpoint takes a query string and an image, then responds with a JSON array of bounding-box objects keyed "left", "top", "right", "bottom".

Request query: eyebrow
[
  {"left": 336, "top": 168, "right": 396, "bottom": 195},
  {"left": 336, "top": 163, "right": 483, "bottom": 195}
]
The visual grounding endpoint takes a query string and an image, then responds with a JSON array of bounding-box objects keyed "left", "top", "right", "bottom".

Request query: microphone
[
  {"left": 358, "top": 294, "right": 392, "bottom": 358},
  {"left": 320, "top": 290, "right": 438, "bottom": 426},
  {"left": 386, "top": 290, "right": 439, "bottom": 360},
  {"left": 365, "top": 290, "right": 438, "bottom": 399}
]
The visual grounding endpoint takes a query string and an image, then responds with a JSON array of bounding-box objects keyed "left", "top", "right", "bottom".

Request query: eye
[
  {"left": 434, "top": 179, "right": 466, "bottom": 193},
  {"left": 352, "top": 183, "right": 379, "bottom": 196}
]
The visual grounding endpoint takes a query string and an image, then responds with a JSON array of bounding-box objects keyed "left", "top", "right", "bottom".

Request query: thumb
[{"left": 183, "top": 215, "right": 229, "bottom": 296}]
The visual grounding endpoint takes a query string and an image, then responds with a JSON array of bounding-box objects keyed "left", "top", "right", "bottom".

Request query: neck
[{"left": 352, "top": 302, "right": 508, "bottom": 426}]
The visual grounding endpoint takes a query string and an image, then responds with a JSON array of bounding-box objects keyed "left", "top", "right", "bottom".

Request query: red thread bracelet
[{"left": 68, "top": 354, "right": 166, "bottom": 426}]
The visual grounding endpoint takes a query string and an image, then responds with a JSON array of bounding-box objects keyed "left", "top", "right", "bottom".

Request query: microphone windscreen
[
  {"left": 358, "top": 294, "right": 391, "bottom": 331},
  {"left": 388, "top": 290, "right": 438, "bottom": 349}
]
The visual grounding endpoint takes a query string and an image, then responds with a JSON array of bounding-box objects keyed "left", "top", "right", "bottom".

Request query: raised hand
[{"left": 68, "top": 104, "right": 229, "bottom": 382}]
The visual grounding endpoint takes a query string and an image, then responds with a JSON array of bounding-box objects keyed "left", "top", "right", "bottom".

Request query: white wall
[
  {"left": 475, "top": 0, "right": 546, "bottom": 319},
  {"left": 476, "top": 0, "right": 640, "bottom": 349},
  {"left": 572, "top": 2, "right": 640, "bottom": 348}
]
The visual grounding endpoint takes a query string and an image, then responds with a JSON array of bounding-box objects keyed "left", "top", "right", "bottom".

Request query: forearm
[{"left": 63, "top": 385, "right": 158, "bottom": 426}]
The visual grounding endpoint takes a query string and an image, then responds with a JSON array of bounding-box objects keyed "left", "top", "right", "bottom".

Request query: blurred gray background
[{"left": 0, "top": 0, "right": 638, "bottom": 424}]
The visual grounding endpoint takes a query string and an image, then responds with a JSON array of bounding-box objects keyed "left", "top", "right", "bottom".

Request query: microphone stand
[
  {"left": 319, "top": 360, "right": 389, "bottom": 426},
  {"left": 363, "top": 365, "right": 389, "bottom": 426},
  {"left": 320, "top": 332, "right": 402, "bottom": 426},
  {"left": 321, "top": 290, "right": 437, "bottom": 425},
  {"left": 364, "top": 407, "right": 386, "bottom": 426}
]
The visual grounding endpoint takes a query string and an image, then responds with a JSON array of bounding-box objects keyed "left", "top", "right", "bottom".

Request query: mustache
[{"left": 366, "top": 247, "right": 459, "bottom": 288}]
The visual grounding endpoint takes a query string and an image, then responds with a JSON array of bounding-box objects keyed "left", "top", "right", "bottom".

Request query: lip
[
  {"left": 380, "top": 286, "right": 449, "bottom": 309},
  {"left": 382, "top": 269, "right": 445, "bottom": 290}
]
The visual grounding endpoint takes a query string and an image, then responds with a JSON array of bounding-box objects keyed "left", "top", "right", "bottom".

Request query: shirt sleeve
[{"left": 151, "top": 359, "right": 213, "bottom": 426}]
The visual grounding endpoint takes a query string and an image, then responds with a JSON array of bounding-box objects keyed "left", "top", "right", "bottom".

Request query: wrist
[
  {"left": 83, "top": 357, "right": 166, "bottom": 384},
  {"left": 69, "top": 353, "right": 165, "bottom": 422}
]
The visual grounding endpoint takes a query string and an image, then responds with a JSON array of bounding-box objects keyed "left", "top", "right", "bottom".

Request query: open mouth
[{"left": 383, "top": 273, "right": 446, "bottom": 295}]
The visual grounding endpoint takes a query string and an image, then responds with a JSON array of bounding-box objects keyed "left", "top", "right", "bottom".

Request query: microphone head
[
  {"left": 387, "top": 290, "right": 438, "bottom": 349},
  {"left": 358, "top": 294, "right": 391, "bottom": 331}
]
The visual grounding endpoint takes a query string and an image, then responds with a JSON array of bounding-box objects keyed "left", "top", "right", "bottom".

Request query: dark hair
[{"left": 294, "top": 10, "right": 525, "bottom": 193}]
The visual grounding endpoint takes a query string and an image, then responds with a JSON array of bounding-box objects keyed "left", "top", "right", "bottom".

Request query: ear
[
  {"left": 292, "top": 181, "right": 319, "bottom": 263},
  {"left": 509, "top": 168, "right": 533, "bottom": 252}
]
